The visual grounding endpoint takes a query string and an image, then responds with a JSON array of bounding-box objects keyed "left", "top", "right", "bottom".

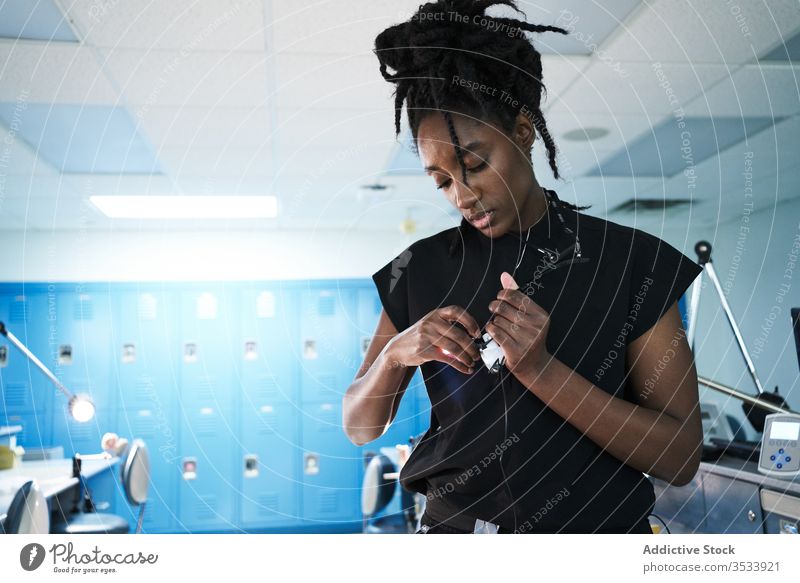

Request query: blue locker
[
  {"left": 297, "top": 288, "right": 358, "bottom": 403},
  {"left": 411, "top": 371, "right": 432, "bottom": 436},
  {"left": 300, "top": 401, "right": 361, "bottom": 523},
  {"left": 177, "top": 405, "right": 237, "bottom": 532},
  {"left": 239, "top": 287, "right": 297, "bottom": 404},
  {"left": 179, "top": 288, "right": 238, "bottom": 411},
  {"left": 110, "top": 288, "right": 180, "bottom": 532},
  {"left": 113, "top": 407, "right": 179, "bottom": 533},
  {"left": 111, "top": 289, "right": 180, "bottom": 411},
  {"left": 239, "top": 402, "right": 299, "bottom": 529},
  {"left": 51, "top": 289, "right": 115, "bottom": 409},
  {"left": 0, "top": 291, "right": 54, "bottom": 448},
  {"left": 355, "top": 288, "right": 382, "bottom": 358},
  {"left": 51, "top": 406, "right": 116, "bottom": 457},
  {"left": 1, "top": 410, "right": 52, "bottom": 449}
]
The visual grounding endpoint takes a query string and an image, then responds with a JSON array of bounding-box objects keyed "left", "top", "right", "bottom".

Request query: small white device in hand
[
  {"left": 758, "top": 413, "right": 800, "bottom": 479},
  {"left": 475, "top": 331, "right": 505, "bottom": 374}
]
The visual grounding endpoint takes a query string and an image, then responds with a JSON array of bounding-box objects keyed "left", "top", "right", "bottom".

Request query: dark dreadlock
[{"left": 374, "top": 0, "right": 591, "bottom": 255}]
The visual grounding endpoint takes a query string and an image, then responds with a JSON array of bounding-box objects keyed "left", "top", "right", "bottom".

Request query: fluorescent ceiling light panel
[{"left": 90, "top": 195, "right": 278, "bottom": 219}]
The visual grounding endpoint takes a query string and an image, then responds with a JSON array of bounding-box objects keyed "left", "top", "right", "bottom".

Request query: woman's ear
[{"left": 513, "top": 112, "right": 536, "bottom": 152}]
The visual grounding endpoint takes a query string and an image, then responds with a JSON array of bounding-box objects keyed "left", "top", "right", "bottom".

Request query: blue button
[
  {"left": 771, "top": 455, "right": 776, "bottom": 461},
  {"left": 786, "top": 456, "right": 791, "bottom": 462},
  {"left": 777, "top": 463, "right": 783, "bottom": 469},
  {"left": 779, "top": 448, "right": 785, "bottom": 454}
]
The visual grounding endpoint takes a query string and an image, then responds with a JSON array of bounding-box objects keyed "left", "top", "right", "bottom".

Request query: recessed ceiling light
[
  {"left": 563, "top": 127, "right": 610, "bottom": 142},
  {"left": 89, "top": 195, "right": 278, "bottom": 219}
]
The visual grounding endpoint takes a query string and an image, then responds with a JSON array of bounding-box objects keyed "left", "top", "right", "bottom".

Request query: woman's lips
[{"left": 470, "top": 210, "right": 494, "bottom": 229}]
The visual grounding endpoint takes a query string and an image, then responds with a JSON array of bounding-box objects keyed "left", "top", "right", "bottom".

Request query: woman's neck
[{"left": 509, "top": 184, "right": 549, "bottom": 235}]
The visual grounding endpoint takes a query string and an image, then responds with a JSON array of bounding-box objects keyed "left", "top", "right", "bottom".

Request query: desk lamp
[{"left": 0, "top": 321, "right": 95, "bottom": 422}]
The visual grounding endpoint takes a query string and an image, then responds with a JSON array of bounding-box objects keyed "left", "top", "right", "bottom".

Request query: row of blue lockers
[{"left": 0, "top": 281, "right": 430, "bottom": 533}]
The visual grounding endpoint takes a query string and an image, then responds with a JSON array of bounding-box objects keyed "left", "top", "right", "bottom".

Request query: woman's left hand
[{"left": 486, "top": 272, "right": 552, "bottom": 377}]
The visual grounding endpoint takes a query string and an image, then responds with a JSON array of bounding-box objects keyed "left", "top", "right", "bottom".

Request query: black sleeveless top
[{"left": 371, "top": 192, "right": 703, "bottom": 533}]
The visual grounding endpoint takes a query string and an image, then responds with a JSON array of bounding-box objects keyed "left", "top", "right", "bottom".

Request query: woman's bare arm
[
  {"left": 514, "top": 302, "right": 703, "bottom": 485},
  {"left": 342, "top": 309, "right": 417, "bottom": 446}
]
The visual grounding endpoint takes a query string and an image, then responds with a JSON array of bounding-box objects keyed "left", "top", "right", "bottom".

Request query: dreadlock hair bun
[{"left": 374, "top": 0, "right": 591, "bottom": 255}]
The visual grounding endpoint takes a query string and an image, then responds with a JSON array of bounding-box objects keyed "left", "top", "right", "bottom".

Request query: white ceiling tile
[
  {"left": 684, "top": 64, "right": 800, "bottom": 117},
  {"left": 276, "top": 144, "right": 394, "bottom": 181},
  {"left": 158, "top": 147, "right": 273, "bottom": 178},
  {"left": 104, "top": 48, "right": 269, "bottom": 107},
  {"left": 532, "top": 139, "right": 615, "bottom": 180},
  {"left": 270, "top": 0, "right": 425, "bottom": 56},
  {"left": 544, "top": 110, "right": 660, "bottom": 154},
  {"left": 66, "top": 0, "right": 266, "bottom": 51},
  {"left": 275, "top": 107, "right": 393, "bottom": 151},
  {"left": 0, "top": 40, "right": 119, "bottom": 104},
  {"left": 601, "top": 0, "right": 800, "bottom": 64},
  {"left": 553, "top": 61, "right": 730, "bottom": 115},
  {"left": 555, "top": 176, "right": 666, "bottom": 210},
  {"left": 137, "top": 106, "right": 271, "bottom": 150},
  {"left": 274, "top": 52, "right": 394, "bottom": 110},
  {"left": 540, "top": 55, "right": 592, "bottom": 102}
]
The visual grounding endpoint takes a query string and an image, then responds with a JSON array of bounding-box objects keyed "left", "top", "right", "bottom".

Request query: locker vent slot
[
  {"left": 317, "top": 294, "right": 335, "bottom": 316},
  {"left": 258, "top": 493, "right": 279, "bottom": 515},
  {"left": 10, "top": 296, "right": 28, "bottom": 322},
  {"left": 74, "top": 296, "right": 94, "bottom": 321},
  {"left": 318, "top": 491, "right": 338, "bottom": 514}
]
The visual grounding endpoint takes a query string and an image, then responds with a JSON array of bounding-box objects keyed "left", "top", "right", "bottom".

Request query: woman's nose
[{"left": 453, "top": 181, "right": 480, "bottom": 210}]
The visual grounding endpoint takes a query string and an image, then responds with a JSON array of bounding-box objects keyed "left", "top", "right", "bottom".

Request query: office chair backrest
[
  {"left": 3, "top": 480, "right": 49, "bottom": 534},
  {"left": 361, "top": 454, "right": 396, "bottom": 517},
  {"left": 121, "top": 439, "right": 150, "bottom": 507}
]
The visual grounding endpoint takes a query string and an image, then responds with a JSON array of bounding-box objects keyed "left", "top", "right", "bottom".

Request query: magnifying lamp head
[{"left": 69, "top": 394, "right": 96, "bottom": 423}]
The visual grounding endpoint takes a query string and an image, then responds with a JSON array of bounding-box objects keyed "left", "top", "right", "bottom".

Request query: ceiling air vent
[{"left": 610, "top": 198, "right": 693, "bottom": 213}]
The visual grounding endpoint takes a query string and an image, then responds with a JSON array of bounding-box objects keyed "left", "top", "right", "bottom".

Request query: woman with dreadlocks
[{"left": 343, "top": 0, "right": 703, "bottom": 534}]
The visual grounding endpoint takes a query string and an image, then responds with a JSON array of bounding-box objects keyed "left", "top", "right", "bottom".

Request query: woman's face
[{"left": 417, "top": 111, "right": 538, "bottom": 237}]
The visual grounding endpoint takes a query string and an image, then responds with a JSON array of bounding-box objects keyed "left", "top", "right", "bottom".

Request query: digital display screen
[{"left": 770, "top": 421, "right": 800, "bottom": 441}]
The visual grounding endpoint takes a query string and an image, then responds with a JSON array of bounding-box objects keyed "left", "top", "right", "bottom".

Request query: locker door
[
  {"left": 52, "top": 290, "right": 115, "bottom": 408},
  {"left": 112, "top": 290, "right": 179, "bottom": 411},
  {"left": 297, "top": 288, "right": 357, "bottom": 403},
  {"left": 177, "top": 405, "right": 237, "bottom": 531},
  {"left": 179, "top": 288, "right": 238, "bottom": 412},
  {"left": 239, "top": 402, "right": 298, "bottom": 529},
  {"left": 300, "top": 401, "right": 360, "bottom": 523},
  {"left": 177, "top": 288, "right": 238, "bottom": 531},
  {"left": 113, "top": 407, "right": 178, "bottom": 533},
  {"left": 111, "top": 289, "right": 180, "bottom": 532},
  {"left": 355, "top": 288, "right": 382, "bottom": 360},
  {"left": 239, "top": 287, "right": 296, "bottom": 404},
  {"left": 0, "top": 292, "right": 53, "bottom": 448}
]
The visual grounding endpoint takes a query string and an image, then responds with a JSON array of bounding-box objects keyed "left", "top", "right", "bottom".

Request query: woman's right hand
[{"left": 385, "top": 305, "right": 482, "bottom": 374}]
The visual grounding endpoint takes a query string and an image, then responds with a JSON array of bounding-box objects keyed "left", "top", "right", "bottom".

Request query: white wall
[
  {"left": 0, "top": 228, "right": 416, "bottom": 282},
  {"left": 683, "top": 196, "right": 800, "bottom": 437}
]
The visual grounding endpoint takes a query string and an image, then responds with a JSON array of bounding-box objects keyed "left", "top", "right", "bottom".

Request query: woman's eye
[{"left": 435, "top": 162, "right": 487, "bottom": 190}]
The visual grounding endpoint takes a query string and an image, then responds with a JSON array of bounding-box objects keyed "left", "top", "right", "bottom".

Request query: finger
[
  {"left": 500, "top": 271, "right": 519, "bottom": 290},
  {"left": 432, "top": 318, "right": 482, "bottom": 362},
  {"left": 431, "top": 335, "right": 476, "bottom": 368},
  {"left": 497, "top": 289, "right": 544, "bottom": 312},
  {"left": 424, "top": 346, "right": 474, "bottom": 374},
  {"left": 485, "top": 320, "right": 511, "bottom": 349},
  {"left": 439, "top": 305, "right": 481, "bottom": 338},
  {"left": 488, "top": 298, "right": 524, "bottom": 321}
]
